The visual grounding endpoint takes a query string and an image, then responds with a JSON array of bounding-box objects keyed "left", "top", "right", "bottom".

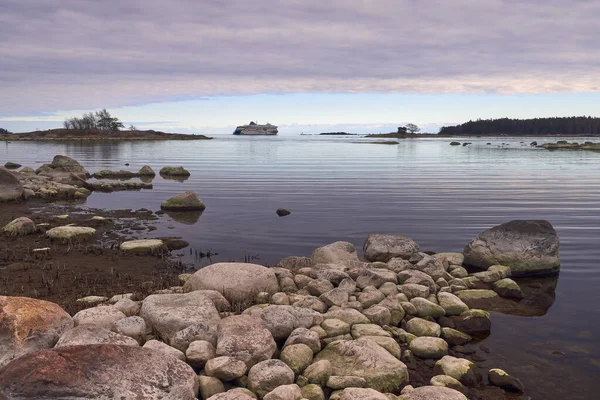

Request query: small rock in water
[
  {"left": 125, "top": 163, "right": 130, "bottom": 166},
  {"left": 4, "top": 162, "right": 21, "bottom": 169},
  {"left": 488, "top": 368, "right": 524, "bottom": 393},
  {"left": 277, "top": 208, "right": 291, "bottom": 217}
]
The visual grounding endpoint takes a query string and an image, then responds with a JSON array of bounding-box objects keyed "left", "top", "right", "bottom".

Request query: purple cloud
[{"left": 0, "top": 0, "right": 599, "bottom": 114}]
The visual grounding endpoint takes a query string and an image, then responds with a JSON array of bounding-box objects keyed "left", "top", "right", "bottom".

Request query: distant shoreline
[
  {"left": 367, "top": 132, "right": 600, "bottom": 138},
  {"left": 0, "top": 128, "right": 212, "bottom": 141}
]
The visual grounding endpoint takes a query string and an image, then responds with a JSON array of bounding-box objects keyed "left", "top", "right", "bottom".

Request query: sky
[{"left": 1, "top": 0, "right": 599, "bottom": 134}]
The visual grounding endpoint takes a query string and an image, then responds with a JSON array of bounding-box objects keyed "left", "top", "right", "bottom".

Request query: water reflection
[
  {"left": 160, "top": 174, "right": 189, "bottom": 182},
  {"left": 164, "top": 210, "right": 203, "bottom": 225}
]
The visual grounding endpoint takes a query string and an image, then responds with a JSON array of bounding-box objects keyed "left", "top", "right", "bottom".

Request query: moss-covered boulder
[
  {"left": 161, "top": 192, "right": 206, "bottom": 211},
  {"left": 159, "top": 166, "right": 190, "bottom": 176},
  {"left": 409, "top": 337, "right": 449, "bottom": 359},
  {"left": 280, "top": 343, "right": 313, "bottom": 374},
  {"left": 433, "top": 355, "right": 478, "bottom": 386},
  {"left": 19, "top": 167, "right": 35, "bottom": 174},
  {"left": 4, "top": 162, "right": 21, "bottom": 169},
  {"left": 313, "top": 338, "right": 409, "bottom": 392},
  {"left": 138, "top": 165, "right": 156, "bottom": 176},
  {"left": 2, "top": 217, "right": 36, "bottom": 236}
]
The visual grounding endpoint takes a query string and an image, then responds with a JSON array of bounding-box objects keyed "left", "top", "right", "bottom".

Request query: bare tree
[
  {"left": 405, "top": 123, "right": 420, "bottom": 134},
  {"left": 63, "top": 109, "right": 124, "bottom": 131}
]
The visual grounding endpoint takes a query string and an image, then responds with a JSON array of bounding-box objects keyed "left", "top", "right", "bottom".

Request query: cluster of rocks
[
  {"left": 0, "top": 156, "right": 199, "bottom": 203},
  {"left": 0, "top": 220, "right": 556, "bottom": 399}
]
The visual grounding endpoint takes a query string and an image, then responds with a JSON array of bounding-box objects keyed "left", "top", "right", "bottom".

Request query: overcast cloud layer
[{"left": 1, "top": 0, "right": 599, "bottom": 115}]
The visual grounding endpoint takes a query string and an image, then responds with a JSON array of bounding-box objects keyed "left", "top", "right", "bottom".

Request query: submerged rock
[
  {"left": 463, "top": 220, "right": 560, "bottom": 276},
  {"left": 92, "top": 169, "right": 139, "bottom": 179},
  {"left": 488, "top": 368, "right": 524, "bottom": 393}
]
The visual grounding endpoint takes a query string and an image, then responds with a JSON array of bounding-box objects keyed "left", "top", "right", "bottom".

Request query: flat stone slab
[
  {"left": 120, "top": 239, "right": 165, "bottom": 253},
  {"left": 46, "top": 226, "right": 96, "bottom": 240}
]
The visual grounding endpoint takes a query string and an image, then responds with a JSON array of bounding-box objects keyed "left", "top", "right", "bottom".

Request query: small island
[
  {"left": 0, "top": 129, "right": 211, "bottom": 141},
  {"left": 0, "top": 109, "right": 211, "bottom": 141}
]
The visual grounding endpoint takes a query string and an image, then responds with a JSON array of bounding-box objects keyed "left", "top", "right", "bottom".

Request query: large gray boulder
[
  {"left": 248, "top": 359, "right": 295, "bottom": 398},
  {"left": 403, "top": 386, "right": 467, "bottom": 400},
  {"left": 312, "top": 241, "right": 359, "bottom": 264},
  {"left": 73, "top": 306, "right": 126, "bottom": 330},
  {"left": 408, "top": 337, "right": 448, "bottom": 359},
  {"left": 184, "top": 263, "right": 279, "bottom": 303},
  {"left": 363, "top": 234, "right": 419, "bottom": 262},
  {"left": 313, "top": 338, "right": 409, "bottom": 392},
  {"left": 463, "top": 220, "right": 560, "bottom": 276},
  {"left": 216, "top": 314, "right": 277, "bottom": 368},
  {"left": 46, "top": 155, "right": 88, "bottom": 173},
  {"left": 244, "top": 305, "right": 323, "bottom": 341},
  {"left": 0, "top": 345, "right": 199, "bottom": 399},
  {"left": 339, "top": 388, "right": 389, "bottom": 399},
  {"left": 139, "top": 291, "right": 221, "bottom": 349},
  {"left": 0, "top": 168, "right": 23, "bottom": 202},
  {"left": 0, "top": 296, "right": 73, "bottom": 368}
]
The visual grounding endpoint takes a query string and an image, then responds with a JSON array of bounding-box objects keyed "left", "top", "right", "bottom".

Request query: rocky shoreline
[{"left": 0, "top": 213, "right": 559, "bottom": 399}]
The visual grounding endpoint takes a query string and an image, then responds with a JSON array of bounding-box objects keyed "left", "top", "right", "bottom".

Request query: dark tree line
[
  {"left": 63, "top": 109, "right": 124, "bottom": 131},
  {"left": 0, "top": 128, "right": 11, "bottom": 135},
  {"left": 439, "top": 116, "right": 600, "bottom": 136}
]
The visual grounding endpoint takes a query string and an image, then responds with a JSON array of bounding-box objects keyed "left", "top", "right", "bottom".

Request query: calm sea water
[{"left": 2, "top": 135, "right": 599, "bottom": 399}]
